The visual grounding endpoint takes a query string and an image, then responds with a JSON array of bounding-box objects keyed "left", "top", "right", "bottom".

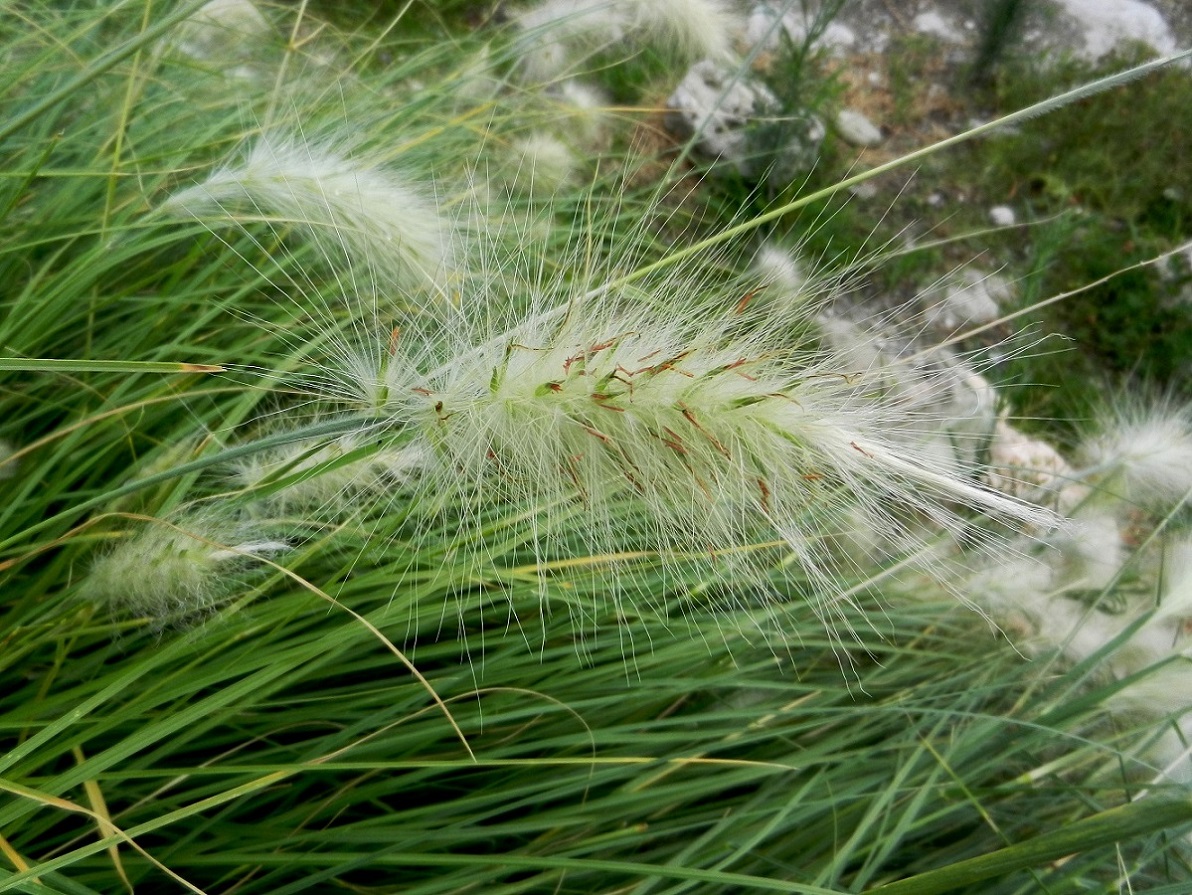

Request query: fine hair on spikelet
[{"left": 509, "top": 0, "right": 741, "bottom": 84}]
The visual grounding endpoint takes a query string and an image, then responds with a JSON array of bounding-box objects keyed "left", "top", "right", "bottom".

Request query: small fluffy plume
[
  {"left": 511, "top": 0, "right": 741, "bottom": 83},
  {"left": 231, "top": 435, "right": 423, "bottom": 515},
  {"left": 750, "top": 243, "right": 808, "bottom": 316},
  {"left": 1079, "top": 403, "right": 1192, "bottom": 513},
  {"left": 160, "top": 135, "right": 455, "bottom": 293},
  {"left": 619, "top": 0, "right": 740, "bottom": 62},
  {"left": 1156, "top": 537, "right": 1192, "bottom": 622},
  {"left": 506, "top": 133, "right": 579, "bottom": 198},
  {"left": 83, "top": 512, "right": 286, "bottom": 624},
  {"left": 1049, "top": 509, "right": 1124, "bottom": 592},
  {"left": 552, "top": 80, "right": 613, "bottom": 151},
  {"left": 512, "top": 0, "right": 627, "bottom": 83},
  {"left": 164, "top": 0, "right": 272, "bottom": 74}
]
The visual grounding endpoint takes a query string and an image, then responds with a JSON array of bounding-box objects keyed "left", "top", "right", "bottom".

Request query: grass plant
[{"left": 4, "top": 2, "right": 1192, "bottom": 893}]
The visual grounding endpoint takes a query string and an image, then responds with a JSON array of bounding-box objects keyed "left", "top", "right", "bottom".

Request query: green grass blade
[
  {"left": 0, "top": 0, "right": 212, "bottom": 144},
  {"left": 0, "top": 359, "right": 223, "bottom": 374},
  {"left": 865, "top": 794, "right": 1192, "bottom": 895}
]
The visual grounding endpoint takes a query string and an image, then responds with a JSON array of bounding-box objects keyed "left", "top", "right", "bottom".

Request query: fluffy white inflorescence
[
  {"left": 507, "top": 133, "right": 579, "bottom": 198},
  {"left": 750, "top": 244, "right": 807, "bottom": 315},
  {"left": 619, "top": 0, "right": 740, "bottom": 62},
  {"left": 513, "top": 0, "right": 627, "bottom": 82},
  {"left": 164, "top": 0, "right": 272, "bottom": 74},
  {"left": 299, "top": 265, "right": 1055, "bottom": 633},
  {"left": 552, "top": 80, "right": 613, "bottom": 150},
  {"left": 962, "top": 427, "right": 1192, "bottom": 785},
  {"left": 1156, "top": 537, "right": 1192, "bottom": 622},
  {"left": 512, "top": 0, "right": 741, "bottom": 83},
  {"left": 1049, "top": 509, "right": 1124, "bottom": 591},
  {"left": 160, "top": 135, "right": 455, "bottom": 293},
  {"left": 1079, "top": 404, "right": 1192, "bottom": 512},
  {"left": 84, "top": 512, "right": 286, "bottom": 623},
  {"left": 230, "top": 434, "right": 423, "bottom": 515}
]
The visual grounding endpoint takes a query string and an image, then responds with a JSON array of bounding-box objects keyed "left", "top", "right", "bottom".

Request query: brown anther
[
  {"left": 561, "top": 454, "right": 587, "bottom": 498},
  {"left": 592, "top": 394, "right": 626, "bottom": 411},
  {"left": 734, "top": 287, "right": 762, "bottom": 315},
  {"left": 660, "top": 426, "right": 688, "bottom": 454},
  {"left": 581, "top": 425, "right": 612, "bottom": 444},
  {"left": 757, "top": 477, "right": 773, "bottom": 513},
  {"left": 678, "top": 403, "right": 731, "bottom": 459}
]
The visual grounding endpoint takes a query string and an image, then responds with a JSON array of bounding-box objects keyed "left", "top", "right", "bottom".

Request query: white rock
[
  {"left": 924, "top": 268, "right": 1013, "bottom": 331},
  {"left": 834, "top": 108, "right": 882, "bottom": 147},
  {"left": 912, "top": 11, "right": 963, "bottom": 43},
  {"left": 744, "top": 3, "right": 856, "bottom": 55},
  {"left": 986, "top": 419, "right": 1075, "bottom": 499},
  {"left": 989, "top": 205, "right": 1017, "bottom": 227},
  {"left": 1052, "top": 0, "right": 1177, "bottom": 60},
  {"left": 664, "top": 60, "right": 778, "bottom": 177},
  {"left": 810, "top": 21, "right": 857, "bottom": 55}
]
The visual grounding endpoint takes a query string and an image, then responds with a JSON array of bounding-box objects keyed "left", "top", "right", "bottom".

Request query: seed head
[
  {"left": 511, "top": 0, "right": 741, "bottom": 83},
  {"left": 230, "top": 434, "right": 423, "bottom": 515},
  {"left": 83, "top": 512, "right": 286, "bottom": 624},
  {"left": 163, "top": 0, "right": 272, "bottom": 75},
  {"left": 160, "top": 135, "right": 455, "bottom": 293},
  {"left": 507, "top": 133, "right": 578, "bottom": 199},
  {"left": 1079, "top": 402, "right": 1192, "bottom": 513},
  {"left": 298, "top": 264, "right": 1055, "bottom": 639}
]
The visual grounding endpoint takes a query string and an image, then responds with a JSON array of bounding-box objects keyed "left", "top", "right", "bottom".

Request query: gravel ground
[{"left": 817, "top": 0, "right": 1191, "bottom": 59}]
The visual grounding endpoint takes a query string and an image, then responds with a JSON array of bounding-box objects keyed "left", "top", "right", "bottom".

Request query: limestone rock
[{"left": 834, "top": 108, "right": 882, "bottom": 147}]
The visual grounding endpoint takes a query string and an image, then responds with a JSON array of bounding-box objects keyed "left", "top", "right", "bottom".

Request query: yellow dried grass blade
[{"left": 72, "top": 746, "right": 133, "bottom": 895}]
